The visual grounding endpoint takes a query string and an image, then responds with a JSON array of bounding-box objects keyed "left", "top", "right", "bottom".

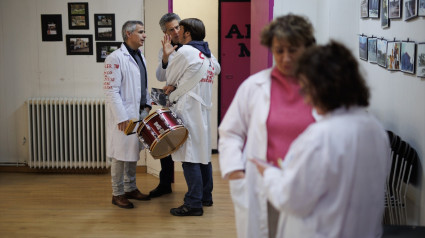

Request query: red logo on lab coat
[{"left": 114, "top": 64, "right": 119, "bottom": 69}]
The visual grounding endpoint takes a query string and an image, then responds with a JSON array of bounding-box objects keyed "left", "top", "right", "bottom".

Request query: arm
[
  {"left": 103, "top": 51, "right": 129, "bottom": 128},
  {"left": 218, "top": 81, "right": 252, "bottom": 179},
  {"left": 155, "top": 48, "right": 167, "bottom": 82}
]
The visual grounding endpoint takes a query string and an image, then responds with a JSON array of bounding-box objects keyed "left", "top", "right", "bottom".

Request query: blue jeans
[{"left": 182, "top": 162, "right": 213, "bottom": 208}]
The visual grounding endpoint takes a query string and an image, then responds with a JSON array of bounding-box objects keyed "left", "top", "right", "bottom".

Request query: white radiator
[{"left": 27, "top": 98, "right": 107, "bottom": 169}]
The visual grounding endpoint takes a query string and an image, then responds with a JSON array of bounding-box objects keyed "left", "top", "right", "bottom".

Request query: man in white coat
[
  {"left": 149, "top": 13, "right": 182, "bottom": 199},
  {"left": 162, "top": 18, "right": 221, "bottom": 216},
  {"left": 104, "top": 20, "right": 152, "bottom": 209}
]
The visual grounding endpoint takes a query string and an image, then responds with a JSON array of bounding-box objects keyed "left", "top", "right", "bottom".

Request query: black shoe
[
  {"left": 170, "top": 204, "right": 203, "bottom": 216},
  {"left": 149, "top": 184, "right": 172, "bottom": 198},
  {"left": 202, "top": 201, "right": 213, "bottom": 207}
]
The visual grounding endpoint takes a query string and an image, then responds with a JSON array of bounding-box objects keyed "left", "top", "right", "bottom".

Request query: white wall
[
  {"left": 0, "top": 0, "right": 144, "bottom": 164},
  {"left": 274, "top": 0, "right": 425, "bottom": 225}
]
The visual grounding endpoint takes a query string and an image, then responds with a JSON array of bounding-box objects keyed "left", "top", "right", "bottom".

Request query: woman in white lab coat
[
  {"left": 253, "top": 41, "right": 391, "bottom": 238},
  {"left": 218, "top": 14, "right": 316, "bottom": 238}
]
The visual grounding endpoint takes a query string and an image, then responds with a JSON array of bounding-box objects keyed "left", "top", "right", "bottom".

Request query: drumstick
[{"left": 124, "top": 119, "right": 141, "bottom": 135}]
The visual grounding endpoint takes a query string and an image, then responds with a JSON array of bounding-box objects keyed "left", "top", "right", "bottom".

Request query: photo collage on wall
[
  {"left": 359, "top": 35, "right": 425, "bottom": 78},
  {"left": 40, "top": 2, "right": 121, "bottom": 62}
]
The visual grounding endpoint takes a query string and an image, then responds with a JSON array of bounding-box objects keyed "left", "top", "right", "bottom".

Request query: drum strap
[{"left": 169, "top": 57, "right": 210, "bottom": 104}]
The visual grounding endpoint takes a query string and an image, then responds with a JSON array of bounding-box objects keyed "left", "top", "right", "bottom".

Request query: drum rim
[{"left": 150, "top": 127, "right": 189, "bottom": 159}]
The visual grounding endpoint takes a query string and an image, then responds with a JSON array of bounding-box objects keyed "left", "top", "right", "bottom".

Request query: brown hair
[
  {"left": 260, "top": 14, "right": 315, "bottom": 48},
  {"left": 295, "top": 41, "right": 370, "bottom": 113},
  {"left": 180, "top": 18, "right": 205, "bottom": 41}
]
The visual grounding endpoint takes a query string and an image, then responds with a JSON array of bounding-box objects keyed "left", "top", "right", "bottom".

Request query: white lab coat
[
  {"left": 103, "top": 44, "right": 152, "bottom": 162},
  {"left": 263, "top": 107, "right": 390, "bottom": 238},
  {"left": 218, "top": 68, "right": 273, "bottom": 238},
  {"left": 166, "top": 45, "right": 220, "bottom": 164},
  {"left": 155, "top": 48, "right": 176, "bottom": 82}
]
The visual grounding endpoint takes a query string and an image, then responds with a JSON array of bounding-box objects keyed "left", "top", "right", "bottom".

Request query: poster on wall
[
  {"left": 369, "top": 0, "right": 380, "bottom": 18},
  {"left": 386, "top": 41, "right": 401, "bottom": 71},
  {"left": 381, "top": 0, "right": 390, "bottom": 28},
  {"left": 68, "top": 2, "right": 89, "bottom": 29},
  {"left": 404, "top": 0, "right": 418, "bottom": 21},
  {"left": 96, "top": 42, "right": 121, "bottom": 62},
  {"left": 400, "top": 41, "right": 416, "bottom": 74},
  {"left": 359, "top": 35, "right": 368, "bottom": 61},
  {"left": 368, "top": 37, "right": 377, "bottom": 63},
  {"left": 66, "top": 34, "right": 93, "bottom": 55},
  {"left": 417, "top": 43, "right": 425, "bottom": 77},
  {"left": 389, "top": 0, "right": 401, "bottom": 18},
  {"left": 419, "top": 0, "right": 425, "bottom": 16},
  {"left": 41, "top": 14, "right": 63, "bottom": 41},
  {"left": 361, "top": 0, "right": 369, "bottom": 17},
  {"left": 94, "top": 14, "right": 115, "bottom": 41},
  {"left": 377, "top": 38, "right": 388, "bottom": 68}
]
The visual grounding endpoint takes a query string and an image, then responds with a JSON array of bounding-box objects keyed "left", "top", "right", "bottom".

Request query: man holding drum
[
  {"left": 162, "top": 18, "right": 221, "bottom": 216},
  {"left": 103, "top": 20, "right": 152, "bottom": 209}
]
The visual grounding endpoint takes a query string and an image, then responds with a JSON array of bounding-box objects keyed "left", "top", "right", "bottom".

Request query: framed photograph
[
  {"left": 419, "top": 0, "right": 425, "bottom": 16},
  {"left": 389, "top": 0, "right": 401, "bottom": 18},
  {"left": 381, "top": 0, "right": 390, "bottom": 28},
  {"left": 95, "top": 14, "right": 115, "bottom": 41},
  {"left": 359, "top": 35, "right": 368, "bottom": 61},
  {"left": 377, "top": 38, "right": 388, "bottom": 68},
  {"left": 68, "top": 2, "right": 89, "bottom": 29},
  {"left": 386, "top": 41, "right": 401, "bottom": 71},
  {"left": 404, "top": 0, "right": 418, "bottom": 21},
  {"left": 368, "top": 37, "right": 378, "bottom": 63},
  {"left": 66, "top": 34, "right": 93, "bottom": 55},
  {"left": 401, "top": 41, "right": 416, "bottom": 74},
  {"left": 361, "top": 0, "right": 369, "bottom": 17},
  {"left": 369, "top": 0, "right": 380, "bottom": 18},
  {"left": 41, "top": 14, "right": 62, "bottom": 41},
  {"left": 417, "top": 43, "right": 425, "bottom": 77},
  {"left": 96, "top": 42, "right": 121, "bottom": 62}
]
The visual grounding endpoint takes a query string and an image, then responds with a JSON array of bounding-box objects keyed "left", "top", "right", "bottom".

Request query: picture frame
[
  {"left": 96, "top": 42, "right": 121, "bottom": 62},
  {"left": 386, "top": 41, "right": 401, "bottom": 71},
  {"left": 94, "top": 14, "right": 115, "bottom": 41},
  {"left": 400, "top": 41, "right": 416, "bottom": 74},
  {"left": 389, "top": 0, "right": 401, "bottom": 19},
  {"left": 416, "top": 43, "right": 425, "bottom": 78},
  {"left": 361, "top": 0, "right": 369, "bottom": 18},
  {"left": 359, "top": 35, "right": 368, "bottom": 61},
  {"left": 368, "top": 37, "right": 378, "bottom": 63},
  {"left": 68, "top": 2, "right": 89, "bottom": 29},
  {"left": 41, "top": 14, "right": 63, "bottom": 41},
  {"left": 381, "top": 0, "right": 390, "bottom": 28},
  {"left": 377, "top": 38, "right": 388, "bottom": 68},
  {"left": 369, "top": 0, "right": 380, "bottom": 18},
  {"left": 419, "top": 0, "right": 425, "bottom": 16},
  {"left": 66, "top": 34, "right": 93, "bottom": 55},
  {"left": 404, "top": 0, "right": 418, "bottom": 21}
]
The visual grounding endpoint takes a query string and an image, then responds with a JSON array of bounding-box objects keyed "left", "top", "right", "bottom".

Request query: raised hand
[{"left": 161, "top": 34, "right": 178, "bottom": 64}]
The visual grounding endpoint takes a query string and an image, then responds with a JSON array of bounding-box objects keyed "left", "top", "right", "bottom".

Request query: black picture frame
[
  {"left": 94, "top": 14, "right": 115, "bottom": 41},
  {"left": 41, "top": 14, "right": 63, "bottom": 41},
  {"left": 369, "top": 0, "right": 380, "bottom": 18},
  {"left": 377, "top": 38, "right": 388, "bottom": 68},
  {"left": 386, "top": 41, "right": 401, "bottom": 71},
  {"left": 68, "top": 2, "right": 89, "bottom": 29},
  {"left": 96, "top": 42, "right": 121, "bottom": 62},
  {"left": 359, "top": 35, "right": 368, "bottom": 61},
  {"left": 381, "top": 0, "right": 390, "bottom": 28},
  {"left": 417, "top": 43, "right": 425, "bottom": 78},
  {"left": 368, "top": 37, "right": 378, "bottom": 63},
  {"left": 66, "top": 34, "right": 93, "bottom": 55},
  {"left": 361, "top": 0, "right": 369, "bottom": 18},
  {"left": 404, "top": 0, "right": 418, "bottom": 21},
  {"left": 400, "top": 41, "right": 416, "bottom": 74},
  {"left": 389, "top": 0, "right": 402, "bottom": 19},
  {"left": 419, "top": 0, "right": 425, "bottom": 16}
]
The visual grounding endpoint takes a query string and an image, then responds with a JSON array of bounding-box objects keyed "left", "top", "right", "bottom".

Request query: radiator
[{"left": 27, "top": 98, "right": 107, "bottom": 169}]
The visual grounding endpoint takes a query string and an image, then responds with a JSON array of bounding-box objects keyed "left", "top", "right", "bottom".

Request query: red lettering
[
  {"left": 105, "top": 64, "right": 112, "bottom": 68},
  {"left": 114, "top": 64, "right": 119, "bottom": 69},
  {"left": 199, "top": 52, "right": 204, "bottom": 59}
]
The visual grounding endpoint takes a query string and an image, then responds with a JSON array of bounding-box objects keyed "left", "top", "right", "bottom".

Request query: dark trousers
[
  {"left": 182, "top": 162, "right": 213, "bottom": 208},
  {"left": 159, "top": 155, "right": 174, "bottom": 185}
]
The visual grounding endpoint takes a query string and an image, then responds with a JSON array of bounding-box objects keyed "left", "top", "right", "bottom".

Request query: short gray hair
[
  {"left": 122, "top": 20, "right": 144, "bottom": 41},
  {"left": 159, "top": 13, "right": 181, "bottom": 32}
]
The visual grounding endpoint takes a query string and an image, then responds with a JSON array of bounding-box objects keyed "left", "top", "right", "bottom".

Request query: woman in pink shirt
[{"left": 219, "top": 14, "right": 316, "bottom": 238}]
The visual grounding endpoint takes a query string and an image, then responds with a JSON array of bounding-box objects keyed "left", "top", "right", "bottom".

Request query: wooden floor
[{"left": 0, "top": 155, "right": 237, "bottom": 238}]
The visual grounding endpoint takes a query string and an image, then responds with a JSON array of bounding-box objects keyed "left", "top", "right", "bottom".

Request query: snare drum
[{"left": 137, "top": 108, "right": 188, "bottom": 159}]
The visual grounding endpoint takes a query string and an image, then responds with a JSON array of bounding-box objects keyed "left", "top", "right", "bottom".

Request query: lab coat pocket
[{"left": 229, "top": 178, "right": 248, "bottom": 210}]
